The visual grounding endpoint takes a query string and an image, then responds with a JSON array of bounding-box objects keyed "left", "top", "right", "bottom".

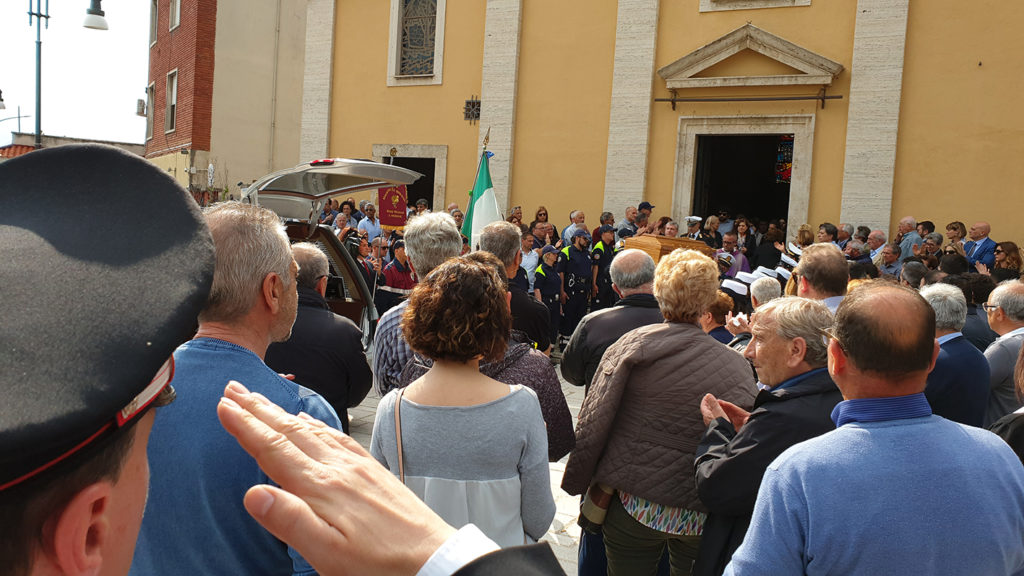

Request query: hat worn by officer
[
  {"left": 0, "top": 144, "right": 214, "bottom": 493},
  {"left": 572, "top": 228, "right": 590, "bottom": 239}
]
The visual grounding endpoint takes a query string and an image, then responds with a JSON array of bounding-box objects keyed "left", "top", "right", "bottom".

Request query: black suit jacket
[
  {"left": 560, "top": 293, "right": 663, "bottom": 393},
  {"left": 693, "top": 369, "right": 842, "bottom": 576},
  {"left": 455, "top": 543, "right": 565, "bottom": 575},
  {"left": 265, "top": 287, "right": 372, "bottom": 433}
]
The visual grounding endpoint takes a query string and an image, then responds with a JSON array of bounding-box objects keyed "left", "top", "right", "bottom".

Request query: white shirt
[{"left": 416, "top": 524, "right": 500, "bottom": 576}]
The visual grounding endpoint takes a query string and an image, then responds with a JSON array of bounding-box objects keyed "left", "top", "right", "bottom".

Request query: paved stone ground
[{"left": 348, "top": 369, "right": 585, "bottom": 575}]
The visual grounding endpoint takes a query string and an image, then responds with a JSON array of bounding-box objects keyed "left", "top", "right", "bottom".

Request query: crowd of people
[{"left": 3, "top": 144, "right": 1024, "bottom": 576}]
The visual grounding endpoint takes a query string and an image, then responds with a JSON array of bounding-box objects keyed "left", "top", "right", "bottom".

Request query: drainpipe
[{"left": 268, "top": 0, "right": 281, "bottom": 172}]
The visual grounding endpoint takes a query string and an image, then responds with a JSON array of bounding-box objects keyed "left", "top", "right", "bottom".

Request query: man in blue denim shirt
[
  {"left": 131, "top": 203, "right": 342, "bottom": 576},
  {"left": 726, "top": 282, "right": 1024, "bottom": 576}
]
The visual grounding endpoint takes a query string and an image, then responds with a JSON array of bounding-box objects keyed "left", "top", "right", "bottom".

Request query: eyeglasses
[
  {"left": 994, "top": 249, "right": 1004, "bottom": 254},
  {"left": 817, "top": 325, "right": 845, "bottom": 353},
  {"left": 537, "top": 212, "right": 547, "bottom": 217},
  {"left": 982, "top": 303, "right": 1001, "bottom": 312},
  {"left": 943, "top": 249, "right": 956, "bottom": 254}
]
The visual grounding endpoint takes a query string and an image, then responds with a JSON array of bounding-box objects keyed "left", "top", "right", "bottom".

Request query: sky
[{"left": 0, "top": 1, "right": 150, "bottom": 146}]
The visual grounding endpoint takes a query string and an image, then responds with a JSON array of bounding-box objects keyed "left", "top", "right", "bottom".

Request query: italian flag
[{"left": 461, "top": 150, "right": 503, "bottom": 250}]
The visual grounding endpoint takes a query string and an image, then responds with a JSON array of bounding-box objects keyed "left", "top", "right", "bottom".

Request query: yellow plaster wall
[
  {"left": 646, "top": 0, "right": 857, "bottom": 228},
  {"left": 510, "top": 0, "right": 618, "bottom": 228},
  {"left": 891, "top": 1, "right": 1024, "bottom": 244},
  {"left": 327, "top": 0, "right": 486, "bottom": 209}
]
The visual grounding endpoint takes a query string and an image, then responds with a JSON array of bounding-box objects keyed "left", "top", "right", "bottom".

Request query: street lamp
[
  {"left": 83, "top": 0, "right": 109, "bottom": 30},
  {"left": 27, "top": 1, "right": 108, "bottom": 149}
]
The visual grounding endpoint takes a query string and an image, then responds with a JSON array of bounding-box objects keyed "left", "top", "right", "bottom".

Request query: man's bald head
[
  {"left": 969, "top": 221, "right": 991, "bottom": 241},
  {"left": 610, "top": 249, "right": 656, "bottom": 296},
  {"left": 834, "top": 281, "right": 936, "bottom": 381}
]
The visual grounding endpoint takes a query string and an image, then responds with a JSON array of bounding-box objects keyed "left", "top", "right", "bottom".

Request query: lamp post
[{"left": 27, "top": 0, "right": 108, "bottom": 150}]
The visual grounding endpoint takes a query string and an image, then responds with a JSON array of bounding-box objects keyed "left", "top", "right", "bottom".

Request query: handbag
[
  {"left": 394, "top": 388, "right": 406, "bottom": 484},
  {"left": 577, "top": 482, "right": 615, "bottom": 534}
]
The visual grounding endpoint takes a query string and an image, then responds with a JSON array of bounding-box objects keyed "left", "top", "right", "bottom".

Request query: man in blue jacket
[
  {"left": 964, "top": 220, "right": 997, "bottom": 268},
  {"left": 725, "top": 282, "right": 1024, "bottom": 576},
  {"left": 131, "top": 203, "right": 342, "bottom": 576},
  {"left": 919, "top": 283, "right": 990, "bottom": 426}
]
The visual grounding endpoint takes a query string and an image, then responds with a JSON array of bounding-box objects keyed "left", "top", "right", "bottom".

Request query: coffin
[{"left": 623, "top": 235, "right": 716, "bottom": 262}]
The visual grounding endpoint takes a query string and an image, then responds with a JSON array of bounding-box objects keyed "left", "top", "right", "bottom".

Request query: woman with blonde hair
[
  {"left": 563, "top": 249, "right": 756, "bottom": 574},
  {"left": 703, "top": 215, "right": 723, "bottom": 249},
  {"left": 370, "top": 256, "right": 555, "bottom": 547}
]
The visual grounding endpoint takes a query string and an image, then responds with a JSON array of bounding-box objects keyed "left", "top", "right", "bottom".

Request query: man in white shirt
[{"left": 357, "top": 203, "right": 383, "bottom": 242}]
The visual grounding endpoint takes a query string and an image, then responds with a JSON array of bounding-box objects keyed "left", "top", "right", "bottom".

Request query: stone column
[
  {"left": 299, "top": 0, "right": 335, "bottom": 161},
  {"left": 602, "top": 0, "right": 660, "bottom": 221},
  {"left": 839, "top": 0, "right": 911, "bottom": 233},
  {"left": 478, "top": 0, "right": 523, "bottom": 213}
]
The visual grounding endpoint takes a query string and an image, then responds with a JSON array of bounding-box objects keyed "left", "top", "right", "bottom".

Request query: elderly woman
[
  {"left": 562, "top": 249, "right": 757, "bottom": 575},
  {"left": 370, "top": 257, "right": 555, "bottom": 547}
]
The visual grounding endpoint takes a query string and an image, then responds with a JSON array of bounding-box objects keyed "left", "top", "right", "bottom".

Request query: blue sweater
[
  {"left": 130, "top": 338, "right": 341, "bottom": 576},
  {"left": 726, "top": 395, "right": 1024, "bottom": 576}
]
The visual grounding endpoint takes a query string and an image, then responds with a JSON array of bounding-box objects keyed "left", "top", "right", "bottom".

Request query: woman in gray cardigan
[
  {"left": 370, "top": 256, "right": 555, "bottom": 547},
  {"left": 562, "top": 248, "right": 757, "bottom": 575}
]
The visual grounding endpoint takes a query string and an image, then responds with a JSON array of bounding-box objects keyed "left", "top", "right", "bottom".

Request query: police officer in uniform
[
  {"left": 590, "top": 225, "right": 619, "bottom": 312},
  {"left": 533, "top": 245, "right": 562, "bottom": 347},
  {"left": 558, "top": 228, "right": 595, "bottom": 346}
]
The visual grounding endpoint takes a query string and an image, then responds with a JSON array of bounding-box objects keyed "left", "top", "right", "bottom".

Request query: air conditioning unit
[{"left": 136, "top": 99, "right": 147, "bottom": 117}]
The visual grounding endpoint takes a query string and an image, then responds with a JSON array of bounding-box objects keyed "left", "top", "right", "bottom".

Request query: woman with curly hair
[{"left": 369, "top": 256, "right": 555, "bottom": 547}]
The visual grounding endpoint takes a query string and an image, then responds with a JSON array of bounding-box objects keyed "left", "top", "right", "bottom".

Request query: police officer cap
[
  {"left": 541, "top": 245, "right": 559, "bottom": 256},
  {"left": 597, "top": 225, "right": 615, "bottom": 235},
  {"left": 572, "top": 228, "right": 590, "bottom": 239},
  {"left": 0, "top": 144, "right": 215, "bottom": 492}
]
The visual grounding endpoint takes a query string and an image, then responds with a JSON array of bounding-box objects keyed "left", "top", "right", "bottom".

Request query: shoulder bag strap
[{"left": 394, "top": 388, "right": 405, "bottom": 484}]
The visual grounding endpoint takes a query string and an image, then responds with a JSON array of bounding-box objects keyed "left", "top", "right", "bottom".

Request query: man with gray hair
[
  {"left": 896, "top": 215, "right": 923, "bottom": 263},
  {"left": 919, "top": 283, "right": 990, "bottom": 426},
  {"left": 837, "top": 223, "right": 854, "bottom": 250},
  {"left": 562, "top": 210, "right": 586, "bottom": 244},
  {"left": 372, "top": 211, "right": 463, "bottom": 395},
  {"left": 867, "top": 229, "right": 887, "bottom": 261},
  {"left": 481, "top": 220, "right": 552, "bottom": 354},
  {"left": 132, "top": 202, "right": 342, "bottom": 576},
  {"left": 265, "top": 243, "right": 372, "bottom": 433},
  {"left": 983, "top": 279, "right": 1024, "bottom": 425},
  {"left": 695, "top": 297, "right": 842, "bottom": 574},
  {"left": 562, "top": 249, "right": 663, "bottom": 393}
]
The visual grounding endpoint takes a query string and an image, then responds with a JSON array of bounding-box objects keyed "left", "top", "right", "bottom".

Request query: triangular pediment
[{"left": 658, "top": 24, "right": 843, "bottom": 89}]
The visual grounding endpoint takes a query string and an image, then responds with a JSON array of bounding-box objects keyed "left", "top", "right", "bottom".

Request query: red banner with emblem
[{"left": 378, "top": 185, "right": 408, "bottom": 230}]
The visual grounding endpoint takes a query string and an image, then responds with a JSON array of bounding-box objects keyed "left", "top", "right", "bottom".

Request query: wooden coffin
[{"left": 623, "top": 235, "right": 716, "bottom": 263}]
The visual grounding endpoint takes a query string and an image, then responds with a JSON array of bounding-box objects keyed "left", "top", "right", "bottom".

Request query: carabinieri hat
[{"left": 0, "top": 144, "right": 215, "bottom": 492}]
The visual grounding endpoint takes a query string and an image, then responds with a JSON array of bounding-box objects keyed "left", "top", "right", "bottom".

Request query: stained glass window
[{"left": 399, "top": 0, "right": 436, "bottom": 76}]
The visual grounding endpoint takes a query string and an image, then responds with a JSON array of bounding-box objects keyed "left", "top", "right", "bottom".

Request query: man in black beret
[
  {"left": 130, "top": 203, "right": 343, "bottom": 576},
  {"left": 0, "top": 144, "right": 215, "bottom": 576}
]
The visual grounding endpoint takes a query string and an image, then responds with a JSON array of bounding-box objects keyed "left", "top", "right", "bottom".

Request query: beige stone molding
[
  {"left": 478, "top": 0, "right": 523, "bottom": 212},
  {"left": 658, "top": 24, "right": 842, "bottom": 89},
  {"left": 700, "top": 0, "right": 810, "bottom": 13},
  {"left": 299, "top": 0, "right": 335, "bottom": 161},
  {"left": 671, "top": 115, "right": 815, "bottom": 230},
  {"left": 371, "top": 144, "right": 449, "bottom": 210},
  {"left": 386, "top": 0, "right": 448, "bottom": 87},
  {"left": 602, "top": 0, "right": 660, "bottom": 221},
  {"left": 839, "top": 0, "right": 910, "bottom": 234}
]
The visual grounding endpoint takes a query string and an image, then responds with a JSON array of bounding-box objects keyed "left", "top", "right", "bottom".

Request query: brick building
[{"left": 145, "top": 0, "right": 307, "bottom": 200}]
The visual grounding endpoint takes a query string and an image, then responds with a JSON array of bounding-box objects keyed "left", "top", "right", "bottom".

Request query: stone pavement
[{"left": 348, "top": 371, "right": 586, "bottom": 575}]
